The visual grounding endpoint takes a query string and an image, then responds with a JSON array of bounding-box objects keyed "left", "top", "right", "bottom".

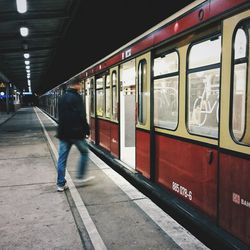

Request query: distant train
[{"left": 39, "top": 0, "right": 250, "bottom": 246}]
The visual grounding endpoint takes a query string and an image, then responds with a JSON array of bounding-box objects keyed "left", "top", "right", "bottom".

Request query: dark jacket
[{"left": 56, "top": 88, "right": 89, "bottom": 140}]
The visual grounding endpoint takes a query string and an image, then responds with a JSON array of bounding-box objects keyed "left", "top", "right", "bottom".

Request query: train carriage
[{"left": 39, "top": 0, "right": 250, "bottom": 247}]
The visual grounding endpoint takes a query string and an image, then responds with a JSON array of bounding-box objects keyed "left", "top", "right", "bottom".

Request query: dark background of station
[
  {"left": 38, "top": 0, "right": 196, "bottom": 95},
  {"left": 21, "top": 94, "right": 38, "bottom": 107}
]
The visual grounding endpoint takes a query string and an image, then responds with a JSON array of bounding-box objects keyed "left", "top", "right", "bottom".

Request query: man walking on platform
[{"left": 56, "top": 81, "right": 95, "bottom": 192}]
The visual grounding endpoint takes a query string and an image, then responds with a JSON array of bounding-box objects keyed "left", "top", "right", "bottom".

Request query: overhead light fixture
[
  {"left": 24, "top": 53, "right": 30, "bottom": 59},
  {"left": 26, "top": 69, "right": 30, "bottom": 73},
  {"left": 27, "top": 75, "right": 30, "bottom": 79},
  {"left": 24, "top": 60, "right": 30, "bottom": 65},
  {"left": 22, "top": 43, "right": 28, "bottom": 50},
  {"left": 25, "top": 65, "right": 30, "bottom": 70},
  {"left": 20, "top": 27, "right": 29, "bottom": 37},
  {"left": 16, "top": 0, "right": 27, "bottom": 14}
]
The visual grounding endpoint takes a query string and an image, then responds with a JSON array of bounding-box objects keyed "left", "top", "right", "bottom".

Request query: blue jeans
[{"left": 57, "top": 139, "right": 89, "bottom": 187}]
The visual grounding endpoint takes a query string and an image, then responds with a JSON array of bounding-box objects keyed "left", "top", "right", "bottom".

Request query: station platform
[
  {"left": 0, "top": 107, "right": 210, "bottom": 249},
  {"left": 0, "top": 112, "right": 14, "bottom": 125}
]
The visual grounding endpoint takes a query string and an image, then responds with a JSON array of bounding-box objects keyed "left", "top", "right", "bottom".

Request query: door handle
[{"left": 207, "top": 150, "right": 213, "bottom": 165}]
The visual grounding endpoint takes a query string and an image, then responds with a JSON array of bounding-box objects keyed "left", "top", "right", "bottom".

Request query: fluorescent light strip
[
  {"left": 16, "top": 0, "right": 27, "bottom": 14},
  {"left": 20, "top": 27, "right": 29, "bottom": 37},
  {"left": 24, "top": 53, "right": 30, "bottom": 59}
]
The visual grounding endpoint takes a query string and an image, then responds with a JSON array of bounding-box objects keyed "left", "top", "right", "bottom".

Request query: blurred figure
[{"left": 56, "top": 81, "right": 95, "bottom": 192}]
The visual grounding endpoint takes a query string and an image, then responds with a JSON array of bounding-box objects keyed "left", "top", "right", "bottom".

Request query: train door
[
  {"left": 219, "top": 11, "right": 250, "bottom": 246},
  {"left": 120, "top": 59, "right": 136, "bottom": 168},
  {"left": 135, "top": 52, "right": 151, "bottom": 179}
]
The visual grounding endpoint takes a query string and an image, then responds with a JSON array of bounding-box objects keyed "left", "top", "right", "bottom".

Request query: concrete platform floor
[
  {"left": 0, "top": 108, "right": 209, "bottom": 250},
  {"left": 0, "top": 112, "right": 14, "bottom": 126}
]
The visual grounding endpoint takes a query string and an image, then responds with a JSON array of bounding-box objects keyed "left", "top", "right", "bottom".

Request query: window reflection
[
  {"left": 187, "top": 35, "right": 221, "bottom": 138},
  {"left": 154, "top": 51, "right": 179, "bottom": 130}
]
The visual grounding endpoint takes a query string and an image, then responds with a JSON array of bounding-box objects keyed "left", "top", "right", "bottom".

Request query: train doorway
[{"left": 120, "top": 59, "right": 136, "bottom": 168}]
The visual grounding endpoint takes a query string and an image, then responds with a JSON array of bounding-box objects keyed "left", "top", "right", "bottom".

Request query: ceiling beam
[
  {"left": 0, "top": 12, "right": 70, "bottom": 23},
  {"left": 0, "top": 46, "right": 54, "bottom": 54},
  {"left": 0, "top": 33, "right": 62, "bottom": 41}
]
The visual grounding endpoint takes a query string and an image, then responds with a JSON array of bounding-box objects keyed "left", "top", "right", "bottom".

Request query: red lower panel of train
[
  {"left": 155, "top": 134, "right": 218, "bottom": 219},
  {"left": 96, "top": 118, "right": 119, "bottom": 157},
  {"left": 219, "top": 153, "right": 250, "bottom": 246},
  {"left": 98, "top": 119, "right": 111, "bottom": 151},
  {"left": 136, "top": 129, "right": 150, "bottom": 179},
  {"left": 110, "top": 123, "right": 119, "bottom": 158}
]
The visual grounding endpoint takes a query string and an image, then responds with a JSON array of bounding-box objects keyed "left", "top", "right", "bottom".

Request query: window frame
[
  {"left": 105, "top": 74, "right": 111, "bottom": 119},
  {"left": 186, "top": 33, "right": 222, "bottom": 139},
  {"left": 137, "top": 59, "right": 147, "bottom": 125},
  {"left": 96, "top": 76, "right": 104, "bottom": 117},
  {"left": 229, "top": 19, "right": 250, "bottom": 146},
  {"left": 153, "top": 49, "right": 180, "bottom": 131},
  {"left": 111, "top": 70, "right": 118, "bottom": 121}
]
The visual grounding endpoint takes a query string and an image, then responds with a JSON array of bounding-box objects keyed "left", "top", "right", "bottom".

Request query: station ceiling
[
  {"left": 0, "top": 0, "right": 81, "bottom": 93},
  {"left": 0, "top": 0, "right": 195, "bottom": 95}
]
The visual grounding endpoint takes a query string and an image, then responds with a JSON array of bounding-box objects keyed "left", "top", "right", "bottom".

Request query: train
[{"left": 39, "top": 0, "right": 250, "bottom": 247}]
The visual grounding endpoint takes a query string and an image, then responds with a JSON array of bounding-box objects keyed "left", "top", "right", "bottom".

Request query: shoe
[
  {"left": 74, "top": 176, "right": 95, "bottom": 184},
  {"left": 57, "top": 183, "right": 69, "bottom": 192}
]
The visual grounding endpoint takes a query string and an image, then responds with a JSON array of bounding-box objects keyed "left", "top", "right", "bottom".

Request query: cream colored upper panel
[
  {"left": 220, "top": 9, "right": 250, "bottom": 155},
  {"left": 136, "top": 52, "right": 151, "bottom": 131},
  {"left": 110, "top": 66, "right": 119, "bottom": 123}
]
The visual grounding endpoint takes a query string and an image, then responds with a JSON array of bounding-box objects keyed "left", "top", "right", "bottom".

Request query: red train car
[{"left": 40, "top": 0, "right": 250, "bottom": 246}]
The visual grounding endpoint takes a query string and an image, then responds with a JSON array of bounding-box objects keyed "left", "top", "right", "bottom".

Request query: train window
[
  {"left": 154, "top": 51, "right": 179, "bottom": 130},
  {"left": 231, "top": 20, "right": 250, "bottom": 145},
  {"left": 96, "top": 77, "right": 104, "bottom": 116},
  {"left": 154, "top": 51, "right": 178, "bottom": 76},
  {"left": 111, "top": 71, "right": 118, "bottom": 120},
  {"left": 138, "top": 59, "right": 147, "bottom": 125},
  {"left": 187, "top": 35, "right": 221, "bottom": 138},
  {"left": 105, "top": 75, "right": 111, "bottom": 118},
  {"left": 90, "top": 79, "right": 95, "bottom": 116},
  {"left": 189, "top": 37, "right": 221, "bottom": 69}
]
